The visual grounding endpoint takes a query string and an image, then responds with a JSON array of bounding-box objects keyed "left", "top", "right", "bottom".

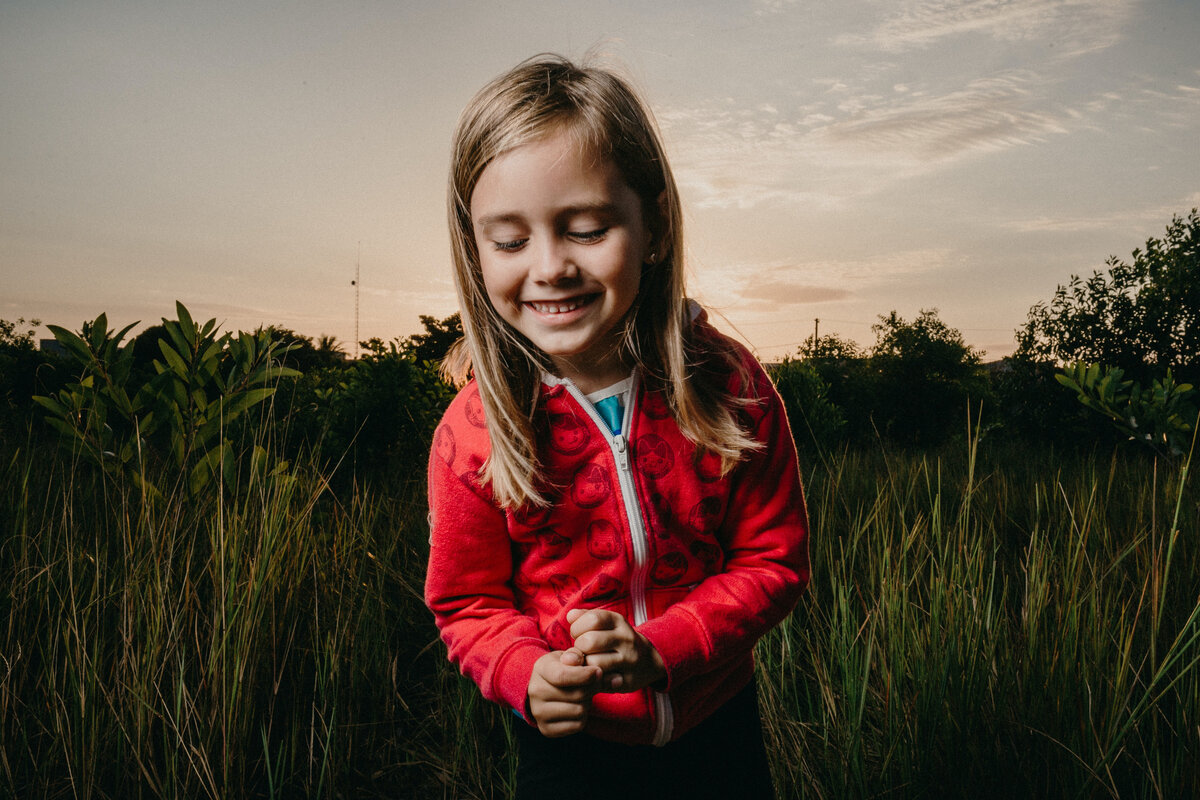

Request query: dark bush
[{"left": 770, "top": 358, "right": 846, "bottom": 456}]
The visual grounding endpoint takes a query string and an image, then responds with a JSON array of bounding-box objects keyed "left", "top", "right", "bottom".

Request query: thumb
[
  {"left": 549, "top": 659, "right": 602, "bottom": 688},
  {"left": 560, "top": 647, "right": 587, "bottom": 667}
]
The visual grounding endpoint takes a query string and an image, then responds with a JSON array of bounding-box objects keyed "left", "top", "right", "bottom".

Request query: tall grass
[
  {"left": 760, "top": 436, "right": 1199, "bottom": 798},
  {"left": 0, "top": 422, "right": 512, "bottom": 798},
  {"left": 3, "top": 414, "right": 1196, "bottom": 797}
]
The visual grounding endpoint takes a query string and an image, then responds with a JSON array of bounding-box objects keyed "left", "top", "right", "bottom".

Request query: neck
[{"left": 550, "top": 355, "right": 631, "bottom": 395}]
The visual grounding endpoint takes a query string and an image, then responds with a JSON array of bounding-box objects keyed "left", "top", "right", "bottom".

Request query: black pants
[{"left": 512, "top": 679, "right": 776, "bottom": 800}]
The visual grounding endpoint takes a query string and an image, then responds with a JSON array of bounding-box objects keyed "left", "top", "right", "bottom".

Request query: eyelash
[
  {"left": 491, "top": 228, "right": 609, "bottom": 252},
  {"left": 570, "top": 228, "right": 608, "bottom": 243}
]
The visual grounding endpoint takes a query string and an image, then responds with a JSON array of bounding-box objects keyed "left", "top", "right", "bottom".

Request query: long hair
[{"left": 445, "top": 53, "right": 758, "bottom": 508}]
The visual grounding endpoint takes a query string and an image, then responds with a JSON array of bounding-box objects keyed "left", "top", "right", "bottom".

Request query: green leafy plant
[
  {"left": 1, "top": 316, "right": 59, "bottom": 435},
  {"left": 32, "top": 312, "right": 142, "bottom": 474},
  {"left": 1055, "top": 362, "right": 1197, "bottom": 458},
  {"left": 33, "top": 301, "right": 300, "bottom": 495},
  {"left": 866, "top": 309, "right": 990, "bottom": 446},
  {"left": 769, "top": 357, "right": 846, "bottom": 457},
  {"left": 1017, "top": 209, "right": 1200, "bottom": 382}
]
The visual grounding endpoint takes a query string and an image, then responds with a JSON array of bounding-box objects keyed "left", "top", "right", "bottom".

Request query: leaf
[
  {"left": 1054, "top": 373, "right": 1079, "bottom": 391},
  {"left": 188, "top": 456, "right": 213, "bottom": 495},
  {"left": 90, "top": 313, "right": 109, "bottom": 352},
  {"left": 46, "top": 324, "right": 94, "bottom": 365},
  {"left": 32, "top": 395, "right": 67, "bottom": 416},
  {"left": 175, "top": 301, "right": 197, "bottom": 347},
  {"left": 111, "top": 320, "right": 139, "bottom": 348},
  {"left": 162, "top": 319, "right": 192, "bottom": 357},
  {"left": 131, "top": 471, "right": 162, "bottom": 504},
  {"left": 42, "top": 415, "right": 85, "bottom": 443},
  {"left": 223, "top": 387, "right": 275, "bottom": 419},
  {"left": 158, "top": 338, "right": 190, "bottom": 379}
]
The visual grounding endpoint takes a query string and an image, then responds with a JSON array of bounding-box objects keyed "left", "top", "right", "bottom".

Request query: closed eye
[
  {"left": 569, "top": 228, "right": 608, "bottom": 243},
  {"left": 492, "top": 238, "right": 528, "bottom": 252}
]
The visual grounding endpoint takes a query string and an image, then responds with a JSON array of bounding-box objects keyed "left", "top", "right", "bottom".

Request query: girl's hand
[
  {"left": 567, "top": 608, "right": 667, "bottom": 693},
  {"left": 526, "top": 650, "right": 602, "bottom": 737}
]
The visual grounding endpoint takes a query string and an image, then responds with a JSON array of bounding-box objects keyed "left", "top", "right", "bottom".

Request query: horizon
[{"left": 3, "top": 1, "right": 1198, "bottom": 362}]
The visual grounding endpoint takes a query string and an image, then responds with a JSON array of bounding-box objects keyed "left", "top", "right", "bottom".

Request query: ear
[{"left": 646, "top": 190, "right": 671, "bottom": 264}]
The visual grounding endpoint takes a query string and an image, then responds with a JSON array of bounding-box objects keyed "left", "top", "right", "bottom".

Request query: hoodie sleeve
[
  {"left": 424, "top": 389, "right": 549, "bottom": 718},
  {"left": 635, "top": 351, "right": 810, "bottom": 689}
]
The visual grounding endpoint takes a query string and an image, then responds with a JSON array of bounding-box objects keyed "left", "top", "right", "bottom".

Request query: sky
[{"left": 2, "top": 0, "right": 1198, "bottom": 362}]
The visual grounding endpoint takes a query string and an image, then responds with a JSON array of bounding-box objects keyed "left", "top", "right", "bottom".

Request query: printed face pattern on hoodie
[
  {"left": 549, "top": 409, "right": 589, "bottom": 454},
  {"left": 634, "top": 433, "right": 674, "bottom": 479}
]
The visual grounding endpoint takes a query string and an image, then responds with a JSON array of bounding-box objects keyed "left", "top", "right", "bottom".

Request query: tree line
[
  {"left": 1, "top": 209, "right": 1196, "bottom": 472},
  {"left": 777, "top": 209, "right": 1197, "bottom": 457}
]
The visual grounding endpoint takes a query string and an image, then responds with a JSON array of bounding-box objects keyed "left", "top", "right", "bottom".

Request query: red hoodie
[{"left": 424, "top": 330, "right": 809, "bottom": 746}]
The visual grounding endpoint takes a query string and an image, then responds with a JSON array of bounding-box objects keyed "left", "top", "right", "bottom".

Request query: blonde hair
[{"left": 444, "top": 53, "right": 758, "bottom": 508}]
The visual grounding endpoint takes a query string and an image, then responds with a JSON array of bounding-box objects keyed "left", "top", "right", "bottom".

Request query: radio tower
[{"left": 352, "top": 242, "right": 361, "bottom": 359}]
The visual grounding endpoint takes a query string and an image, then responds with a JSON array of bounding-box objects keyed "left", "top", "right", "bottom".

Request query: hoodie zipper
[{"left": 558, "top": 371, "right": 674, "bottom": 747}]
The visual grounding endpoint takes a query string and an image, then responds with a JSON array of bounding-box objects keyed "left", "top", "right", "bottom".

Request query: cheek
[
  {"left": 479, "top": 258, "right": 517, "bottom": 307},
  {"left": 601, "top": 242, "right": 644, "bottom": 304}
]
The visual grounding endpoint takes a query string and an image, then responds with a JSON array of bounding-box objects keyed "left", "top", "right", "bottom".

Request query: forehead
[
  {"left": 481, "top": 122, "right": 605, "bottom": 178},
  {"left": 470, "top": 130, "right": 633, "bottom": 218},
  {"left": 486, "top": 114, "right": 603, "bottom": 168}
]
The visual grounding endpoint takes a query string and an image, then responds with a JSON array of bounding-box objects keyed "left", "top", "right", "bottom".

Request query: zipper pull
[{"left": 613, "top": 434, "right": 629, "bottom": 469}]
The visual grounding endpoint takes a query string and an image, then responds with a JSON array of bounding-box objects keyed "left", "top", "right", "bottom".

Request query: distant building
[{"left": 40, "top": 339, "right": 67, "bottom": 357}]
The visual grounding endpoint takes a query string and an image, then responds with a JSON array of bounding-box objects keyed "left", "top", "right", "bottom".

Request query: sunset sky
[{"left": 2, "top": 0, "right": 1198, "bottom": 361}]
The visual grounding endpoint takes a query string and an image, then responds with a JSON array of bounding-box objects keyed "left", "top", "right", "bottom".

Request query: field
[{"left": 1, "top": 422, "right": 1197, "bottom": 797}]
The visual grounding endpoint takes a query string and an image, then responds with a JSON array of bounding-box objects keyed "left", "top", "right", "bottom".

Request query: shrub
[
  {"left": 278, "top": 337, "right": 453, "bottom": 485},
  {"left": 33, "top": 302, "right": 298, "bottom": 496},
  {"left": 769, "top": 358, "right": 845, "bottom": 456}
]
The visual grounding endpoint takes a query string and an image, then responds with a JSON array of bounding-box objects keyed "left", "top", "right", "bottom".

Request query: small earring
[{"left": 648, "top": 252, "right": 657, "bottom": 264}]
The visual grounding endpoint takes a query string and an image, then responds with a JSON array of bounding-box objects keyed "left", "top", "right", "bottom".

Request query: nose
[{"left": 529, "top": 237, "right": 578, "bottom": 284}]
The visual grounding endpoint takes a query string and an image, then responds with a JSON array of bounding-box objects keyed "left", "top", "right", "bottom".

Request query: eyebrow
[
  {"left": 474, "top": 213, "right": 522, "bottom": 228},
  {"left": 474, "top": 202, "right": 619, "bottom": 229}
]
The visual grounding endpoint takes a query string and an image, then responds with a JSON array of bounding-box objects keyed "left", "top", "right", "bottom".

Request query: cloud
[
  {"left": 837, "top": 0, "right": 1138, "bottom": 57},
  {"left": 739, "top": 281, "right": 853, "bottom": 305},
  {"left": 659, "top": 103, "right": 842, "bottom": 210},
  {"left": 816, "top": 72, "right": 1068, "bottom": 158},
  {"left": 657, "top": 0, "right": 1169, "bottom": 217},
  {"left": 1138, "top": 79, "right": 1200, "bottom": 128},
  {"left": 753, "top": 0, "right": 798, "bottom": 16},
  {"left": 694, "top": 250, "right": 954, "bottom": 314},
  {"left": 661, "top": 72, "right": 1074, "bottom": 209},
  {"left": 1001, "top": 193, "right": 1200, "bottom": 233}
]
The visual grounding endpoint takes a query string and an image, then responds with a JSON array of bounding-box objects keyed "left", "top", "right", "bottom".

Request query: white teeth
[{"left": 529, "top": 299, "right": 586, "bottom": 314}]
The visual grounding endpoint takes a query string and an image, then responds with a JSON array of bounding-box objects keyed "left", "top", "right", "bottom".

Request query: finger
[
  {"left": 537, "top": 650, "right": 594, "bottom": 675},
  {"left": 573, "top": 628, "right": 630, "bottom": 657},
  {"left": 532, "top": 700, "right": 590, "bottom": 737},
  {"left": 568, "top": 608, "right": 624, "bottom": 639},
  {"left": 565, "top": 608, "right": 587, "bottom": 625},
  {"left": 537, "top": 699, "right": 590, "bottom": 723},
  {"left": 532, "top": 679, "right": 595, "bottom": 703},
  {"left": 538, "top": 714, "right": 589, "bottom": 738},
  {"left": 597, "top": 669, "right": 643, "bottom": 694},
  {"left": 560, "top": 647, "right": 586, "bottom": 667},
  {"left": 570, "top": 651, "right": 627, "bottom": 677},
  {"left": 542, "top": 659, "right": 602, "bottom": 689}
]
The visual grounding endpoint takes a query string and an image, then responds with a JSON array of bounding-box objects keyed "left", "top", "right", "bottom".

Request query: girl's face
[{"left": 470, "top": 129, "right": 653, "bottom": 394}]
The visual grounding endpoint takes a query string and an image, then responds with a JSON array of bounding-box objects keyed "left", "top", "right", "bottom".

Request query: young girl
[{"left": 425, "top": 54, "right": 809, "bottom": 799}]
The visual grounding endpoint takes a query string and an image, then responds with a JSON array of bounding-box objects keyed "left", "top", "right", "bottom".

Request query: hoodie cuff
[
  {"left": 494, "top": 640, "right": 551, "bottom": 722},
  {"left": 636, "top": 607, "right": 711, "bottom": 690}
]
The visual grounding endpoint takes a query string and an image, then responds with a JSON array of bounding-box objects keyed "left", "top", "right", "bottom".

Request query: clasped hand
[{"left": 526, "top": 608, "right": 666, "bottom": 737}]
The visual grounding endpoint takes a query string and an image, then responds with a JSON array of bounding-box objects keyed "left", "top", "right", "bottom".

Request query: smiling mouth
[{"left": 525, "top": 294, "right": 598, "bottom": 315}]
